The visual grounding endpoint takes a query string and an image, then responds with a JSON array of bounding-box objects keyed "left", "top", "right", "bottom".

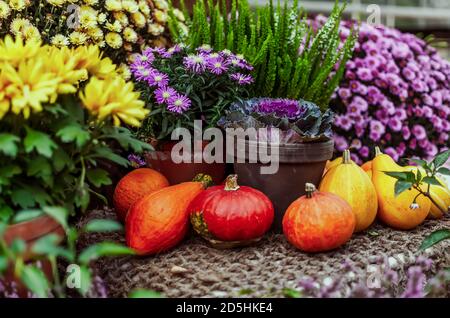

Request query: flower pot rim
[{"left": 3, "top": 215, "right": 62, "bottom": 244}]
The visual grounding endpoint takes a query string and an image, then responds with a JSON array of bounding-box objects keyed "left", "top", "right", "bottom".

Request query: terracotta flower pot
[
  {"left": 145, "top": 140, "right": 226, "bottom": 185},
  {"left": 2, "top": 215, "right": 65, "bottom": 297},
  {"left": 231, "top": 139, "right": 334, "bottom": 232}
]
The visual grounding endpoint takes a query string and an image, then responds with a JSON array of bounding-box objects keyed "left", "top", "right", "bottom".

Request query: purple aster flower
[
  {"left": 147, "top": 70, "right": 169, "bottom": 87},
  {"left": 402, "top": 67, "right": 416, "bottom": 81},
  {"left": 183, "top": 54, "right": 207, "bottom": 73},
  {"left": 167, "top": 93, "right": 191, "bottom": 113},
  {"left": 154, "top": 86, "right": 177, "bottom": 104},
  {"left": 412, "top": 124, "right": 427, "bottom": 140},
  {"left": 402, "top": 126, "right": 411, "bottom": 140},
  {"left": 133, "top": 52, "right": 155, "bottom": 66},
  {"left": 334, "top": 135, "right": 349, "bottom": 152},
  {"left": 133, "top": 67, "right": 154, "bottom": 82},
  {"left": 207, "top": 56, "right": 230, "bottom": 75},
  {"left": 127, "top": 154, "right": 146, "bottom": 168},
  {"left": 388, "top": 117, "right": 402, "bottom": 132},
  {"left": 338, "top": 88, "right": 351, "bottom": 100},
  {"left": 351, "top": 96, "right": 368, "bottom": 112},
  {"left": 161, "top": 45, "right": 182, "bottom": 58},
  {"left": 197, "top": 44, "right": 213, "bottom": 54},
  {"left": 385, "top": 147, "right": 399, "bottom": 161},
  {"left": 230, "top": 73, "right": 254, "bottom": 85},
  {"left": 149, "top": 47, "right": 167, "bottom": 56},
  {"left": 370, "top": 120, "right": 386, "bottom": 135}
]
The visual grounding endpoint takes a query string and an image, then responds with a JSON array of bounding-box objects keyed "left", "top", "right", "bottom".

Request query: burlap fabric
[{"left": 77, "top": 208, "right": 450, "bottom": 298}]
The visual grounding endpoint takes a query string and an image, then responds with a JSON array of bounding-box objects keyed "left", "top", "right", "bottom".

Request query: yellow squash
[
  {"left": 404, "top": 166, "right": 450, "bottom": 219},
  {"left": 319, "top": 149, "right": 378, "bottom": 232},
  {"left": 372, "top": 149, "right": 430, "bottom": 230}
]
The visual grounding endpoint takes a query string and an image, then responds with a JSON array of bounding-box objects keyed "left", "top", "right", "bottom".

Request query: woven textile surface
[{"left": 77, "top": 208, "right": 450, "bottom": 298}]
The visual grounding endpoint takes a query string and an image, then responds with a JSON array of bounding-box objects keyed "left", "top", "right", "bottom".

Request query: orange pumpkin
[
  {"left": 283, "top": 183, "right": 355, "bottom": 253},
  {"left": 113, "top": 168, "right": 169, "bottom": 222},
  {"left": 125, "top": 175, "right": 211, "bottom": 255}
]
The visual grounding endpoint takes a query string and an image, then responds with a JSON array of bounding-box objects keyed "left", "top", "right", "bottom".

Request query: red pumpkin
[
  {"left": 125, "top": 175, "right": 212, "bottom": 255},
  {"left": 188, "top": 175, "right": 274, "bottom": 246},
  {"left": 283, "top": 183, "right": 355, "bottom": 253}
]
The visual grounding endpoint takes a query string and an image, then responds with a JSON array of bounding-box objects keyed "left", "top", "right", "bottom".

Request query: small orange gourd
[
  {"left": 282, "top": 183, "right": 355, "bottom": 253},
  {"left": 319, "top": 149, "right": 378, "bottom": 232}
]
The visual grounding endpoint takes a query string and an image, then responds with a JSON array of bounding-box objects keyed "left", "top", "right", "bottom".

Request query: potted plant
[
  {"left": 218, "top": 98, "right": 334, "bottom": 231},
  {"left": 0, "top": 35, "right": 150, "bottom": 286},
  {"left": 130, "top": 44, "right": 254, "bottom": 184}
]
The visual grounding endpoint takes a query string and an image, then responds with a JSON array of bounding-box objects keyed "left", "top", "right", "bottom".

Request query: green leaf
[
  {"left": 106, "top": 127, "right": 152, "bottom": 153},
  {"left": 12, "top": 209, "right": 43, "bottom": 224},
  {"left": 32, "top": 234, "right": 72, "bottom": 261},
  {"left": 93, "top": 147, "right": 129, "bottom": 167},
  {"left": 11, "top": 186, "right": 52, "bottom": 209},
  {"left": 82, "top": 219, "right": 123, "bottom": 233},
  {"left": 0, "top": 133, "right": 20, "bottom": 157},
  {"left": 52, "top": 147, "right": 71, "bottom": 173},
  {"left": 24, "top": 127, "right": 57, "bottom": 158},
  {"left": 20, "top": 265, "right": 50, "bottom": 298},
  {"left": 422, "top": 176, "right": 442, "bottom": 186},
  {"left": 437, "top": 167, "right": 450, "bottom": 176},
  {"left": 128, "top": 289, "right": 163, "bottom": 298},
  {"left": 77, "top": 265, "right": 92, "bottom": 296},
  {"left": 27, "top": 157, "right": 53, "bottom": 186},
  {"left": 394, "top": 180, "right": 413, "bottom": 197},
  {"left": 56, "top": 124, "right": 90, "bottom": 148},
  {"left": 420, "top": 229, "right": 450, "bottom": 251},
  {"left": 433, "top": 150, "right": 450, "bottom": 168},
  {"left": 86, "top": 169, "right": 112, "bottom": 188},
  {"left": 383, "top": 171, "right": 409, "bottom": 181},
  {"left": 282, "top": 288, "right": 302, "bottom": 298},
  {"left": 43, "top": 206, "right": 68, "bottom": 230},
  {"left": 0, "top": 222, "right": 7, "bottom": 236},
  {"left": 10, "top": 239, "right": 26, "bottom": 255},
  {"left": 409, "top": 158, "right": 428, "bottom": 168},
  {"left": 0, "top": 205, "right": 14, "bottom": 223},
  {"left": 0, "top": 255, "right": 8, "bottom": 272},
  {"left": 78, "top": 242, "right": 135, "bottom": 264}
]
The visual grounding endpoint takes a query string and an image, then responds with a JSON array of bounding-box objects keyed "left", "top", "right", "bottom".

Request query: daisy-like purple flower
[
  {"left": 147, "top": 70, "right": 169, "bottom": 87},
  {"left": 228, "top": 55, "right": 253, "bottom": 71},
  {"left": 128, "top": 154, "right": 146, "bottom": 168},
  {"left": 183, "top": 54, "right": 207, "bottom": 73},
  {"left": 230, "top": 73, "right": 254, "bottom": 85},
  {"left": 149, "top": 47, "right": 167, "bottom": 56},
  {"left": 167, "top": 93, "right": 191, "bottom": 113},
  {"left": 207, "top": 56, "right": 230, "bottom": 75},
  {"left": 133, "top": 67, "right": 154, "bottom": 82},
  {"left": 154, "top": 86, "right": 177, "bottom": 104},
  {"left": 161, "top": 45, "right": 182, "bottom": 58},
  {"left": 134, "top": 52, "right": 155, "bottom": 65}
]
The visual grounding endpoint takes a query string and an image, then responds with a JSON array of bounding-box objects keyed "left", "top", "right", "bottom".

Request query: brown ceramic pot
[
  {"left": 145, "top": 140, "right": 226, "bottom": 185},
  {"left": 2, "top": 215, "right": 65, "bottom": 297},
  {"left": 231, "top": 139, "right": 334, "bottom": 232}
]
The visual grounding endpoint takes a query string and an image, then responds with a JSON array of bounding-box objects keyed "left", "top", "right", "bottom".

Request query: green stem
[
  {"left": 413, "top": 185, "right": 447, "bottom": 214},
  {"left": 49, "top": 256, "right": 65, "bottom": 298}
]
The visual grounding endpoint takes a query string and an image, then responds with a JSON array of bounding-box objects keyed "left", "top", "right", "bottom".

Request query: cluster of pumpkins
[{"left": 113, "top": 147, "right": 450, "bottom": 255}]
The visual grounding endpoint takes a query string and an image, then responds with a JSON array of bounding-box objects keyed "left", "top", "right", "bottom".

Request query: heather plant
[
  {"left": 218, "top": 98, "right": 334, "bottom": 143},
  {"left": 326, "top": 19, "right": 450, "bottom": 164},
  {"left": 170, "top": 0, "right": 357, "bottom": 110},
  {"left": 130, "top": 45, "right": 253, "bottom": 141}
]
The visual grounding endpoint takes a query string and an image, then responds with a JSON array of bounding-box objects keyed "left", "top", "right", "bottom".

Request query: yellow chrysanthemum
[
  {"left": 79, "top": 8, "right": 98, "bottom": 29},
  {"left": 123, "top": 27, "right": 137, "bottom": 43},
  {"left": 8, "top": 0, "right": 27, "bottom": 11},
  {"left": 87, "top": 27, "right": 103, "bottom": 40},
  {"left": 0, "top": 35, "right": 41, "bottom": 67},
  {"left": 131, "top": 11, "right": 146, "bottom": 28},
  {"left": 117, "top": 63, "right": 131, "bottom": 81},
  {"left": 105, "top": 0, "right": 121, "bottom": 11},
  {"left": 21, "top": 25, "right": 41, "bottom": 42},
  {"left": 74, "top": 45, "right": 116, "bottom": 79},
  {"left": 0, "top": 72, "right": 10, "bottom": 119},
  {"left": 80, "top": 76, "right": 148, "bottom": 127},
  {"left": 114, "top": 11, "right": 129, "bottom": 26},
  {"left": 105, "top": 20, "right": 122, "bottom": 32},
  {"left": 42, "top": 46, "right": 88, "bottom": 95},
  {"left": 46, "top": 0, "right": 65, "bottom": 6},
  {"left": 97, "top": 12, "right": 107, "bottom": 24},
  {"left": 148, "top": 23, "right": 164, "bottom": 36},
  {"left": 153, "top": 0, "right": 168, "bottom": 10},
  {"left": 105, "top": 32, "right": 122, "bottom": 49},
  {"left": 138, "top": 0, "right": 150, "bottom": 16},
  {"left": 51, "top": 34, "right": 70, "bottom": 47},
  {"left": 83, "top": 0, "right": 98, "bottom": 5},
  {"left": 2, "top": 60, "right": 59, "bottom": 119},
  {"left": 153, "top": 9, "right": 167, "bottom": 24},
  {"left": 122, "top": 0, "right": 138, "bottom": 13},
  {"left": 69, "top": 31, "right": 88, "bottom": 45},
  {"left": 0, "top": 1, "right": 11, "bottom": 19},
  {"left": 10, "top": 18, "right": 31, "bottom": 35}
]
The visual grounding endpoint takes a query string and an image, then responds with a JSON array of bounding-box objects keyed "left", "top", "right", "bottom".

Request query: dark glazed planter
[
  {"left": 231, "top": 139, "right": 334, "bottom": 232},
  {"left": 146, "top": 140, "right": 226, "bottom": 185}
]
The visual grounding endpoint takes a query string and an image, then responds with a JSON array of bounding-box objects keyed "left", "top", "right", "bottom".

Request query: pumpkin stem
[
  {"left": 224, "top": 174, "right": 240, "bottom": 191},
  {"left": 375, "top": 146, "right": 382, "bottom": 157},
  {"left": 192, "top": 173, "right": 214, "bottom": 189},
  {"left": 342, "top": 149, "right": 351, "bottom": 164},
  {"left": 305, "top": 183, "right": 316, "bottom": 198}
]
